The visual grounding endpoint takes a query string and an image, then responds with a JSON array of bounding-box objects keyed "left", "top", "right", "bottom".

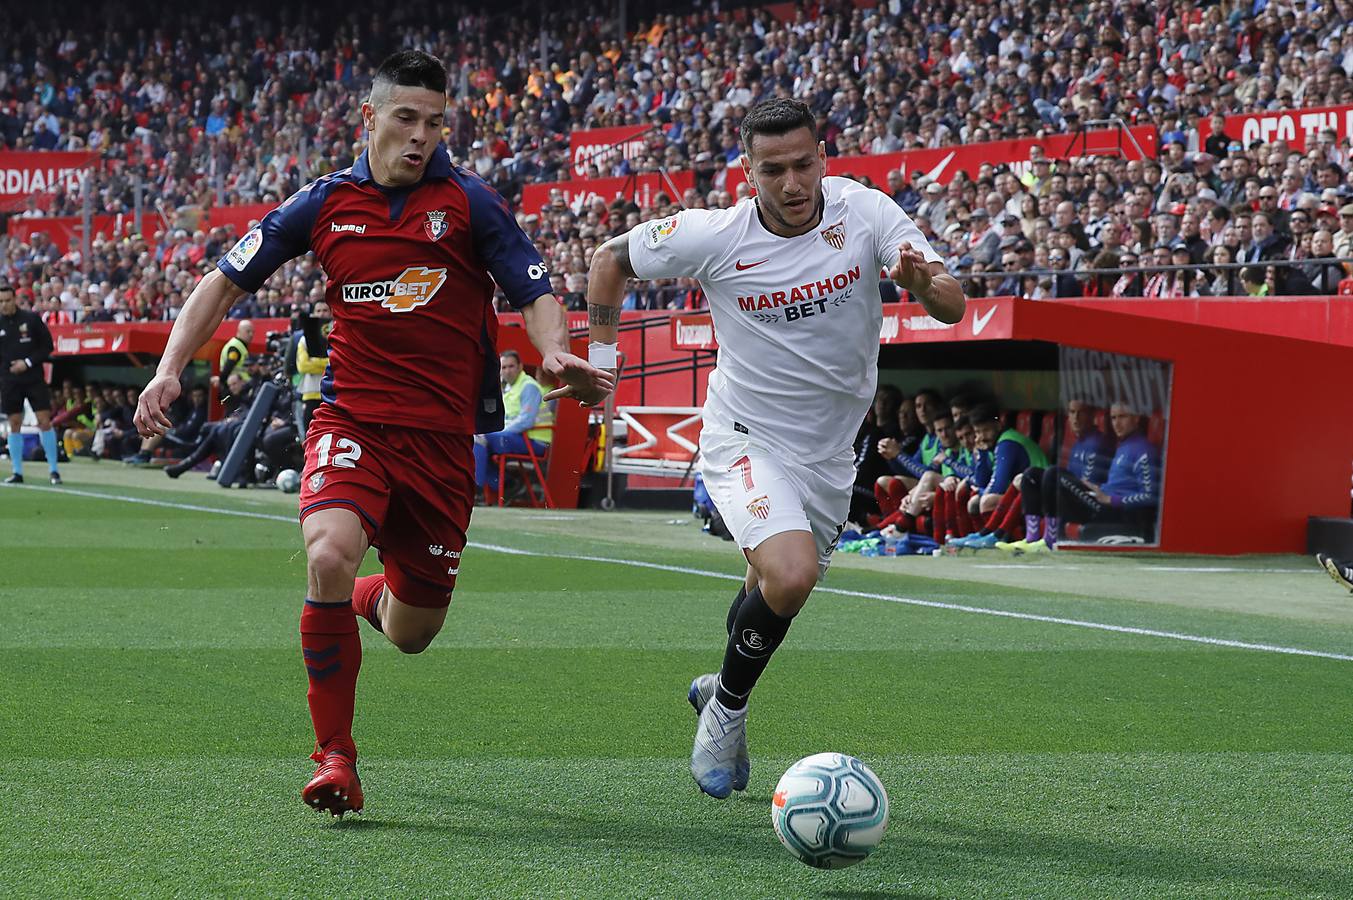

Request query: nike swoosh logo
[
  {"left": 972, "top": 306, "right": 997, "bottom": 336},
  {"left": 735, "top": 259, "right": 769, "bottom": 271}
]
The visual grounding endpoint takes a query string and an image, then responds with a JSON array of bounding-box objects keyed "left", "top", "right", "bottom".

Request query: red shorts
[{"left": 298, "top": 404, "right": 475, "bottom": 608}]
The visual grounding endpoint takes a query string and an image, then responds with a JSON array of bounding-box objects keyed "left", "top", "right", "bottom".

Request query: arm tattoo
[
  {"left": 588, "top": 302, "right": 623, "bottom": 327},
  {"left": 607, "top": 234, "right": 637, "bottom": 278}
]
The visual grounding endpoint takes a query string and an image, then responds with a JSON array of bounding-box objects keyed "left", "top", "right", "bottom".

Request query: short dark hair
[
  {"left": 500, "top": 349, "right": 521, "bottom": 363},
  {"left": 739, "top": 99, "right": 817, "bottom": 154},
  {"left": 371, "top": 50, "right": 447, "bottom": 99},
  {"left": 967, "top": 402, "right": 1003, "bottom": 428},
  {"left": 1241, "top": 265, "right": 1267, "bottom": 284}
]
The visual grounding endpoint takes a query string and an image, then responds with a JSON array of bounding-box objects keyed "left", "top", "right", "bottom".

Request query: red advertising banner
[
  {"left": 0, "top": 151, "right": 99, "bottom": 210},
  {"left": 1196, "top": 104, "right": 1353, "bottom": 153},
  {"left": 568, "top": 125, "right": 656, "bottom": 178},
  {"left": 48, "top": 319, "right": 288, "bottom": 358},
  {"left": 203, "top": 202, "right": 274, "bottom": 235},
  {"left": 520, "top": 171, "right": 695, "bottom": 215},
  {"left": 723, "top": 126, "right": 1158, "bottom": 193},
  {"left": 9, "top": 214, "right": 135, "bottom": 253}
]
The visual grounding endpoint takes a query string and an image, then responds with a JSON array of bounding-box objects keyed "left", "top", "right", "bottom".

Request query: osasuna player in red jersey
[
  {"left": 134, "top": 51, "right": 613, "bottom": 817},
  {"left": 587, "top": 99, "right": 964, "bottom": 799}
]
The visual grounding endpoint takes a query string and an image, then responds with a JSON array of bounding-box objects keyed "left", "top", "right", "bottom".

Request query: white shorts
[{"left": 699, "top": 422, "right": 856, "bottom": 578}]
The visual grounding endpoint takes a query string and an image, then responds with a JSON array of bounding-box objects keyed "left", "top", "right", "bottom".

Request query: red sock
[
  {"left": 998, "top": 496, "right": 1024, "bottom": 538},
  {"left": 931, "top": 489, "right": 947, "bottom": 543},
  {"left": 955, "top": 485, "right": 974, "bottom": 535},
  {"left": 352, "top": 574, "right": 386, "bottom": 632},
  {"left": 877, "top": 509, "right": 905, "bottom": 528},
  {"left": 874, "top": 481, "right": 896, "bottom": 515},
  {"left": 984, "top": 484, "right": 1021, "bottom": 532},
  {"left": 886, "top": 479, "right": 906, "bottom": 511},
  {"left": 300, "top": 601, "right": 361, "bottom": 757}
]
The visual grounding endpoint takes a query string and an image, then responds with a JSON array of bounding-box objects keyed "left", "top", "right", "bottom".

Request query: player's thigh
[
  {"left": 1, "top": 386, "right": 24, "bottom": 418},
  {"left": 699, "top": 431, "right": 813, "bottom": 563},
  {"left": 25, "top": 382, "right": 51, "bottom": 414},
  {"left": 380, "top": 429, "right": 476, "bottom": 612},
  {"left": 301, "top": 506, "right": 370, "bottom": 598}
]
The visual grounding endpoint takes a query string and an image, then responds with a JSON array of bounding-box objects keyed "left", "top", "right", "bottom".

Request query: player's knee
[
  {"left": 760, "top": 563, "right": 818, "bottom": 613},
  {"left": 306, "top": 537, "right": 363, "bottom": 588},
  {"left": 874, "top": 475, "right": 891, "bottom": 490},
  {"left": 388, "top": 628, "right": 437, "bottom": 655}
]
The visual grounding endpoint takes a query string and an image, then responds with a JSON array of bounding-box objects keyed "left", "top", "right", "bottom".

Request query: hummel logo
[
  {"left": 331, "top": 222, "right": 366, "bottom": 234},
  {"left": 735, "top": 259, "right": 769, "bottom": 271}
]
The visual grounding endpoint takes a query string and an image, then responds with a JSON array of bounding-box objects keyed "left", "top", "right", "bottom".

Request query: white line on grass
[
  {"left": 10, "top": 483, "right": 1352, "bottom": 663},
  {"left": 973, "top": 563, "right": 1314, "bottom": 574}
]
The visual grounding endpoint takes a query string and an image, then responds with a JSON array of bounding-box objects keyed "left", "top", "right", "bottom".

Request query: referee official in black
[{"left": 1, "top": 281, "right": 62, "bottom": 485}]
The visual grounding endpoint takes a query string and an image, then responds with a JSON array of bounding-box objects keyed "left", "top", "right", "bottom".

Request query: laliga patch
[
  {"left": 225, "top": 228, "right": 263, "bottom": 270},
  {"left": 308, "top": 472, "right": 325, "bottom": 493},
  {"left": 645, "top": 215, "right": 680, "bottom": 249}
]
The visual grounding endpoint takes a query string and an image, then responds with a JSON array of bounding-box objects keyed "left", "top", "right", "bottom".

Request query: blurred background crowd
[{"left": 3, "top": 0, "right": 1353, "bottom": 321}]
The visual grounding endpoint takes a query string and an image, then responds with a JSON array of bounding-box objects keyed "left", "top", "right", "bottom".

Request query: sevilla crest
[
  {"left": 424, "top": 210, "right": 448, "bottom": 242},
  {"left": 820, "top": 220, "right": 846, "bottom": 251}
]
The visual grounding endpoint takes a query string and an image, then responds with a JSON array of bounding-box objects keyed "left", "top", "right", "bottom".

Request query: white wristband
[{"left": 588, "top": 341, "right": 618, "bottom": 369}]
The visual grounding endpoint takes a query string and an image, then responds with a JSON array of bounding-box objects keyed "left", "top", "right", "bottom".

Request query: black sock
[
  {"left": 715, "top": 586, "right": 793, "bottom": 710},
  {"left": 725, "top": 584, "right": 748, "bottom": 635}
]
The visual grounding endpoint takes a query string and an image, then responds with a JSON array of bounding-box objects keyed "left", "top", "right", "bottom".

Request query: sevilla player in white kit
[{"left": 586, "top": 99, "right": 966, "bottom": 798}]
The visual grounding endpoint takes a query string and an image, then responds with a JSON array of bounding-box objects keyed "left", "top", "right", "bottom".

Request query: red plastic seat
[{"left": 495, "top": 426, "right": 554, "bottom": 509}]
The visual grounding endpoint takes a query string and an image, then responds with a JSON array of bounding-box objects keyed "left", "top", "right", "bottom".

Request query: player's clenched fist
[{"left": 134, "top": 373, "right": 181, "bottom": 438}]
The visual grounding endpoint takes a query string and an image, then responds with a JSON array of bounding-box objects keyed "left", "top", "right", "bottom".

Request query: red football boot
[{"left": 302, "top": 744, "right": 363, "bottom": 817}]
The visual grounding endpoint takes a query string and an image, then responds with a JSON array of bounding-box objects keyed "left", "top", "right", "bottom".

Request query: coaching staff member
[{"left": 1, "top": 281, "right": 62, "bottom": 485}]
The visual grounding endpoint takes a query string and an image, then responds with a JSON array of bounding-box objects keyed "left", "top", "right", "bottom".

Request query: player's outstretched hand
[
  {"left": 889, "top": 242, "right": 933, "bottom": 297},
  {"left": 134, "top": 373, "right": 181, "bottom": 438},
  {"left": 541, "top": 351, "right": 617, "bottom": 408}
]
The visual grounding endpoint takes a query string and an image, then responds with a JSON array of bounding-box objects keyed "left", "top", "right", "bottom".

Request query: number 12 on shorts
[{"left": 316, "top": 433, "right": 362, "bottom": 469}]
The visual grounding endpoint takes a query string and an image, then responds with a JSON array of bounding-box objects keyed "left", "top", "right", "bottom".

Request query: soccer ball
[
  {"left": 771, "top": 752, "right": 889, "bottom": 869},
  {"left": 275, "top": 469, "right": 301, "bottom": 493}
]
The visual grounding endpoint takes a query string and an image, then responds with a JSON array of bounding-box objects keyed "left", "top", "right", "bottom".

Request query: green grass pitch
[{"left": 3, "top": 460, "right": 1353, "bottom": 897}]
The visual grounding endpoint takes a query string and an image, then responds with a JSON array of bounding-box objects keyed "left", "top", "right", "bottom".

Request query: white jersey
[{"left": 628, "top": 176, "right": 942, "bottom": 462}]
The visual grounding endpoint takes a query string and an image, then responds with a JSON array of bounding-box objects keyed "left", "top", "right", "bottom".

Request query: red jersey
[{"left": 217, "top": 145, "right": 551, "bottom": 433}]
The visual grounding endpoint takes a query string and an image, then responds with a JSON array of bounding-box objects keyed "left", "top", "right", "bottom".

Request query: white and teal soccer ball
[
  {"left": 771, "top": 752, "right": 889, "bottom": 869},
  {"left": 275, "top": 469, "right": 301, "bottom": 493}
]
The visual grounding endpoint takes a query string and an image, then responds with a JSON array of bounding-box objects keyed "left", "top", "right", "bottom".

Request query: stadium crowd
[{"left": 3, "top": 0, "right": 1353, "bottom": 319}]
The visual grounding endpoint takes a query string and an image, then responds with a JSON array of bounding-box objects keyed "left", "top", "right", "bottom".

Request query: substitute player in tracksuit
[
  {"left": 0, "top": 281, "right": 62, "bottom": 485},
  {"left": 135, "top": 50, "right": 614, "bottom": 817}
]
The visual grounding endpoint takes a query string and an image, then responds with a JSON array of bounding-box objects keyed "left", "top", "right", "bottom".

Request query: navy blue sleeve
[
  {"left": 888, "top": 445, "right": 931, "bottom": 479},
  {"left": 985, "top": 441, "right": 1028, "bottom": 496},
  {"left": 217, "top": 182, "right": 326, "bottom": 294},
  {"left": 462, "top": 172, "right": 552, "bottom": 309}
]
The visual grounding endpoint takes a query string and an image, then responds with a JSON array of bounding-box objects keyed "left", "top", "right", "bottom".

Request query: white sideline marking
[
  {"left": 9, "top": 483, "right": 1352, "bottom": 663},
  {"left": 973, "top": 563, "right": 1313, "bottom": 574}
]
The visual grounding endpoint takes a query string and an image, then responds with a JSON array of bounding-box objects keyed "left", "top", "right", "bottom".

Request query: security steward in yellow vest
[
  {"left": 213, "top": 319, "right": 254, "bottom": 400},
  {"left": 473, "top": 349, "right": 553, "bottom": 500}
]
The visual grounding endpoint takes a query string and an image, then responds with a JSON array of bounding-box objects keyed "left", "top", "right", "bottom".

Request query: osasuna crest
[
  {"left": 424, "top": 210, "right": 448, "bottom": 242},
  {"left": 820, "top": 220, "right": 846, "bottom": 251}
]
